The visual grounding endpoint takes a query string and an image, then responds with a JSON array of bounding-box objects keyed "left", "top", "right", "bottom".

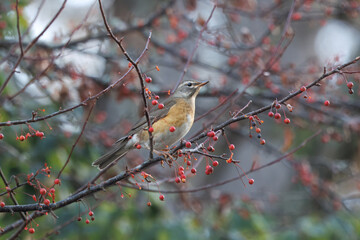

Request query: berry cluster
[
  {"left": 16, "top": 130, "right": 45, "bottom": 142},
  {"left": 268, "top": 101, "right": 291, "bottom": 126},
  {"left": 248, "top": 116, "right": 266, "bottom": 145},
  {"left": 347, "top": 81, "right": 354, "bottom": 94},
  {"left": 176, "top": 166, "right": 187, "bottom": 183}
]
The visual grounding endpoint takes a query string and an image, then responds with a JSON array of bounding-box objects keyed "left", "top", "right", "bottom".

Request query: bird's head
[{"left": 172, "top": 80, "right": 209, "bottom": 99}]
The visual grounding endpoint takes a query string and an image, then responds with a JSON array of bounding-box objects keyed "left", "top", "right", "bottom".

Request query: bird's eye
[{"left": 187, "top": 82, "right": 192, "bottom": 87}]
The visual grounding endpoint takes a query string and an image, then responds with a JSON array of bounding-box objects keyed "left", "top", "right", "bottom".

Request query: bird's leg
[{"left": 153, "top": 149, "right": 174, "bottom": 167}]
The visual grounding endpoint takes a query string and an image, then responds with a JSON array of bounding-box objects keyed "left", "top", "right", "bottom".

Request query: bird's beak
[{"left": 198, "top": 81, "right": 209, "bottom": 87}]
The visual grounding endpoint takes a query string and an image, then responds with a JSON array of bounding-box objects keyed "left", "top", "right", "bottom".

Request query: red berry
[
  {"left": 213, "top": 136, "right": 218, "bottom": 141},
  {"left": 136, "top": 144, "right": 141, "bottom": 149},
  {"left": 29, "top": 228, "right": 35, "bottom": 234},
  {"left": 229, "top": 144, "right": 235, "bottom": 150},
  {"left": 349, "top": 89, "right": 354, "bottom": 94},
  {"left": 324, "top": 100, "right": 330, "bottom": 106},
  {"left": 179, "top": 166, "right": 184, "bottom": 171},
  {"left": 207, "top": 131, "right": 215, "bottom": 138},
  {"left": 86, "top": 219, "right": 90, "bottom": 224},
  {"left": 212, "top": 161, "right": 219, "bottom": 167},
  {"left": 274, "top": 113, "right": 281, "bottom": 119},
  {"left": 191, "top": 168, "right": 196, "bottom": 174},
  {"left": 89, "top": 211, "right": 94, "bottom": 216},
  {"left": 91, "top": 217, "right": 95, "bottom": 221},
  {"left": 158, "top": 103, "right": 164, "bottom": 109},
  {"left": 35, "top": 131, "right": 44, "bottom": 138},
  {"left": 152, "top": 100, "right": 158, "bottom": 105},
  {"left": 347, "top": 81, "right": 354, "bottom": 89},
  {"left": 207, "top": 146, "right": 215, "bottom": 152},
  {"left": 0, "top": 133, "right": 4, "bottom": 139},
  {"left": 0, "top": 202, "right": 5, "bottom": 207},
  {"left": 300, "top": 86, "right": 306, "bottom": 92},
  {"left": 19, "top": 135, "right": 25, "bottom": 141},
  {"left": 227, "top": 55, "right": 239, "bottom": 66},
  {"left": 284, "top": 118, "right": 290, "bottom": 124},
  {"left": 147, "top": 201, "right": 151, "bottom": 206},
  {"left": 155, "top": 95, "right": 160, "bottom": 100},
  {"left": 169, "top": 126, "right": 176, "bottom": 132},
  {"left": 43, "top": 199, "right": 50, "bottom": 206},
  {"left": 159, "top": 194, "right": 165, "bottom": 201},
  {"left": 77, "top": 217, "right": 82, "bottom": 221},
  {"left": 148, "top": 127, "right": 154, "bottom": 133},
  {"left": 175, "top": 177, "right": 181, "bottom": 183},
  {"left": 268, "top": 111, "right": 274, "bottom": 117},
  {"left": 248, "top": 116, "right": 254, "bottom": 121},
  {"left": 25, "top": 132, "right": 31, "bottom": 139},
  {"left": 187, "top": 160, "right": 191, "bottom": 166},
  {"left": 40, "top": 188, "right": 47, "bottom": 195},
  {"left": 185, "top": 141, "right": 191, "bottom": 148},
  {"left": 255, "top": 128, "right": 261, "bottom": 133},
  {"left": 292, "top": 12, "right": 302, "bottom": 21},
  {"left": 49, "top": 188, "right": 55, "bottom": 194},
  {"left": 249, "top": 178, "right": 254, "bottom": 185},
  {"left": 205, "top": 166, "right": 213, "bottom": 175},
  {"left": 260, "top": 139, "right": 266, "bottom": 145},
  {"left": 275, "top": 103, "right": 281, "bottom": 109},
  {"left": 145, "top": 77, "right": 152, "bottom": 83},
  {"left": 54, "top": 179, "right": 61, "bottom": 185}
]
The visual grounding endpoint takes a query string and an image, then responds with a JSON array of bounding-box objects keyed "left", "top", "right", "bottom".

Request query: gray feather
[
  {"left": 92, "top": 138, "right": 130, "bottom": 170},
  {"left": 92, "top": 98, "right": 177, "bottom": 170}
]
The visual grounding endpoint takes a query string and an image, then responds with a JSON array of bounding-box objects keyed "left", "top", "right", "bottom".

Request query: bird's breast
[{"left": 140, "top": 98, "right": 195, "bottom": 150}]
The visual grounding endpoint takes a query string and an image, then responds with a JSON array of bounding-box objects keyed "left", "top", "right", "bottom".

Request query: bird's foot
[{"left": 153, "top": 149, "right": 174, "bottom": 167}]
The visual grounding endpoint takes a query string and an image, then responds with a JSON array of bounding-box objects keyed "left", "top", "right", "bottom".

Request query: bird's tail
[{"left": 92, "top": 139, "right": 130, "bottom": 170}]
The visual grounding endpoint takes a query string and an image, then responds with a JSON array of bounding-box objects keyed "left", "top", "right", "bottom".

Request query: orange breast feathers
[
  {"left": 155, "top": 98, "right": 194, "bottom": 131},
  {"left": 139, "top": 98, "right": 195, "bottom": 140}
]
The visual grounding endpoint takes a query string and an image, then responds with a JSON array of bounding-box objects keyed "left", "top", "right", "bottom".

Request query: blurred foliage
[
  {"left": 0, "top": 0, "right": 29, "bottom": 39},
  {"left": 2, "top": 187, "right": 360, "bottom": 239}
]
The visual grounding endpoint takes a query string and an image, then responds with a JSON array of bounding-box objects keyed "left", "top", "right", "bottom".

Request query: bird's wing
[
  {"left": 130, "top": 98, "right": 177, "bottom": 132},
  {"left": 114, "top": 98, "right": 177, "bottom": 144}
]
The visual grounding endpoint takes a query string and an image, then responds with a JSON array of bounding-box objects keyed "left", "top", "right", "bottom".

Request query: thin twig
[
  {"left": 195, "top": 89, "right": 238, "bottom": 121},
  {"left": 57, "top": 102, "right": 95, "bottom": 179},
  {"left": 98, "top": 0, "right": 154, "bottom": 159},
  {"left": 8, "top": 221, "right": 27, "bottom": 240},
  {"left": 121, "top": 130, "right": 322, "bottom": 194},
  {"left": 8, "top": 1, "right": 97, "bottom": 100},
  {"left": 172, "top": 3, "right": 217, "bottom": 92},
  {"left": 0, "top": 168, "right": 27, "bottom": 221},
  {"left": 0, "top": 66, "right": 133, "bottom": 127},
  {"left": 1, "top": 55, "right": 358, "bottom": 214},
  {"left": 0, "top": 0, "right": 68, "bottom": 95},
  {"left": 15, "top": 0, "right": 24, "bottom": 56}
]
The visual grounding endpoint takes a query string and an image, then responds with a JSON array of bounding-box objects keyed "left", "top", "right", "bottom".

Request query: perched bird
[{"left": 92, "top": 80, "right": 209, "bottom": 169}]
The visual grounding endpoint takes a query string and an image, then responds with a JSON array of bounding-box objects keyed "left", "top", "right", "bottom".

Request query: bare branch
[
  {"left": 173, "top": 3, "right": 217, "bottom": 92},
  {"left": 0, "top": 0, "right": 68, "bottom": 95}
]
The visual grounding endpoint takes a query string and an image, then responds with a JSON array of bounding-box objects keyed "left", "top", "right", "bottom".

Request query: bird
[{"left": 92, "top": 80, "right": 209, "bottom": 170}]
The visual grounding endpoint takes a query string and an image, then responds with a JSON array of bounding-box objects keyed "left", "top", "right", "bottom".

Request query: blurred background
[{"left": 0, "top": 0, "right": 360, "bottom": 239}]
